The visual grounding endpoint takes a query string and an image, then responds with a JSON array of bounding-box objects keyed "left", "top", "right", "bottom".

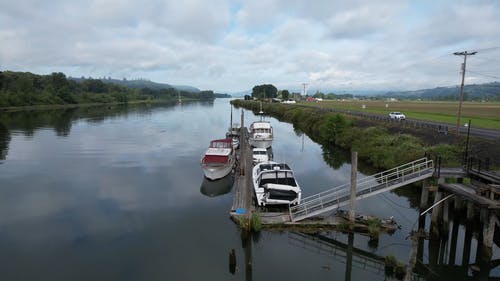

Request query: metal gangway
[{"left": 290, "top": 158, "right": 434, "bottom": 222}]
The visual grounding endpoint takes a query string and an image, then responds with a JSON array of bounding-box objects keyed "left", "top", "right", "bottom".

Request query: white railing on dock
[{"left": 290, "top": 157, "right": 434, "bottom": 222}]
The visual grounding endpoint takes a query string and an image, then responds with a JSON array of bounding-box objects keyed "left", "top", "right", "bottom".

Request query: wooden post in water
[
  {"left": 466, "top": 202, "right": 474, "bottom": 220},
  {"left": 420, "top": 179, "right": 430, "bottom": 209},
  {"left": 431, "top": 191, "right": 442, "bottom": 224},
  {"left": 443, "top": 197, "right": 450, "bottom": 226},
  {"left": 483, "top": 211, "right": 497, "bottom": 249},
  {"left": 349, "top": 151, "right": 357, "bottom": 223}
]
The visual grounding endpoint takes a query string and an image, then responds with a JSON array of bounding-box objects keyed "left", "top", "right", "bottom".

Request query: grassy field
[{"left": 299, "top": 100, "right": 500, "bottom": 130}]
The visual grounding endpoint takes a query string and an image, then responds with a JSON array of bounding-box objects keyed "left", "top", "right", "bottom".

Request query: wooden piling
[
  {"left": 466, "top": 202, "right": 474, "bottom": 220},
  {"left": 431, "top": 191, "right": 442, "bottom": 224},
  {"left": 420, "top": 179, "right": 430, "bottom": 209},
  {"left": 349, "top": 151, "right": 357, "bottom": 223},
  {"left": 483, "top": 211, "right": 497, "bottom": 249}
]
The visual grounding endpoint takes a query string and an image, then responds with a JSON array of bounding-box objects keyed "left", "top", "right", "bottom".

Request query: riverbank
[
  {"left": 232, "top": 100, "right": 497, "bottom": 170},
  {"left": 0, "top": 99, "right": 200, "bottom": 113}
]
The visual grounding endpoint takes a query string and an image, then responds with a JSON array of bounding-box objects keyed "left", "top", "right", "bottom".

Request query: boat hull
[
  {"left": 202, "top": 157, "right": 235, "bottom": 180},
  {"left": 248, "top": 138, "right": 272, "bottom": 149}
]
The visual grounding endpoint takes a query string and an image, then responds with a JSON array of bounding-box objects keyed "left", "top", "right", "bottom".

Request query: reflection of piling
[
  {"left": 229, "top": 249, "right": 236, "bottom": 275},
  {"left": 449, "top": 215, "right": 460, "bottom": 264},
  {"left": 345, "top": 233, "right": 354, "bottom": 281}
]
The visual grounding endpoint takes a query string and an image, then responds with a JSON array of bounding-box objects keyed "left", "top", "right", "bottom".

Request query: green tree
[
  {"left": 252, "top": 84, "right": 277, "bottom": 99},
  {"left": 281, "top": 89, "right": 290, "bottom": 100}
]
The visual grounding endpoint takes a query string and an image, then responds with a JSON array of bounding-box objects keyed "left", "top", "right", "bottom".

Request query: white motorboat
[
  {"left": 226, "top": 103, "right": 240, "bottom": 149},
  {"left": 252, "top": 161, "right": 301, "bottom": 206},
  {"left": 226, "top": 123, "right": 240, "bottom": 149},
  {"left": 248, "top": 121, "right": 273, "bottom": 148},
  {"left": 201, "top": 138, "right": 236, "bottom": 180},
  {"left": 252, "top": 148, "right": 269, "bottom": 164}
]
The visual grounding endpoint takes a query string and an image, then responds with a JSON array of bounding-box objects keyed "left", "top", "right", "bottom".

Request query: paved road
[
  {"left": 297, "top": 104, "right": 500, "bottom": 141},
  {"left": 406, "top": 117, "right": 500, "bottom": 141}
]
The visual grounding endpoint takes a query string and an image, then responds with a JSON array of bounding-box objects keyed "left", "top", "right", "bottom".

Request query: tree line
[{"left": 0, "top": 71, "right": 214, "bottom": 107}]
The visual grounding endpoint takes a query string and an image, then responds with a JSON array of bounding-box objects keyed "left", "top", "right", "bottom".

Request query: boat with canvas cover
[{"left": 252, "top": 161, "right": 301, "bottom": 206}]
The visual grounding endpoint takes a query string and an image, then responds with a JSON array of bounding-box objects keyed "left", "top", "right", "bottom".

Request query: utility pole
[
  {"left": 453, "top": 51, "right": 477, "bottom": 138},
  {"left": 302, "top": 83, "right": 308, "bottom": 97}
]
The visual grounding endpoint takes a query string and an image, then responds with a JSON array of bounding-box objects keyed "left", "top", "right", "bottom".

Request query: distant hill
[
  {"left": 70, "top": 77, "right": 200, "bottom": 93},
  {"left": 214, "top": 93, "right": 232, "bottom": 98},
  {"left": 383, "top": 82, "right": 500, "bottom": 101}
]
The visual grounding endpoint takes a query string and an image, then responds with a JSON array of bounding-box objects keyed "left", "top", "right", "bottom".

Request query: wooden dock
[
  {"left": 230, "top": 128, "right": 254, "bottom": 215},
  {"left": 439, "top": 183, "right": 500, "bottom": 209},
  {"left": 228, "top": 127, "right": 398, "bottom": 234}
]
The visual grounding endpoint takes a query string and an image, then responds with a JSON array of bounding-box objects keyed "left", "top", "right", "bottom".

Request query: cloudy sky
[{"left": 1, "top": 0, "right": 499, "bottom": 93}]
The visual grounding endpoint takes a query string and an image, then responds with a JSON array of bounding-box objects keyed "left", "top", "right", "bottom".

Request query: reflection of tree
[
  {"left": 0, "top": 102, "right": 180, "bottom": 140},
  {"left": 391, "top": 183, "right": 423, "bottom": 210},
  {"left": 0, "top": 121, "right": 10, "bottom": 160},
  {"left": 321, "top": 145, "right": 350, "bottom": 169},
  {"left": 52, "top": 108, "right": 76, "bottom": 137},
  {"left": 293, "top": 127, "right": 303, "bottom": 137}
]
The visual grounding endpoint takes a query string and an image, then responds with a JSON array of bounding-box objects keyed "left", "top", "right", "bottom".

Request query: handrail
[{"left": 290, "top": 158, "right": 434, "bottom": 221}]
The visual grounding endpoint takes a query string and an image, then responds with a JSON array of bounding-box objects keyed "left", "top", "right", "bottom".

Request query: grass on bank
[
  {"left": 299, "top": 100, "right": 500, "bottom": 130},
  {"left": 232, "top": 100, "right": 464, "bottom": 170}
]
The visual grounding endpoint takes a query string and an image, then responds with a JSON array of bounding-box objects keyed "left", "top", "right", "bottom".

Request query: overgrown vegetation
[
  {"left": 366, "top": 218, "right": 381, "bottom": 240},
  {"left": 384, "top": 255, "right": 406, "bottom": 279},
  {"left": 0, "top": 71, "right": 215, "bottom": 108},
  {"left": 233, "top": 100, "right": 462, "bottom": 170},
  {"left": 237, "top": 212, "right": 262, "bottom": 232}
]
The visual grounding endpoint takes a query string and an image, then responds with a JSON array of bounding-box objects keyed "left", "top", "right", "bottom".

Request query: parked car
[{"left": 389, "top": 111, "right": 406, "bottom": 120}]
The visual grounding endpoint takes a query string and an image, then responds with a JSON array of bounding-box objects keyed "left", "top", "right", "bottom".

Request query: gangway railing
[
  {"left": 290, "top": 158, "right": 434, "bottom": 222},
  {"left": 289, "top": 232, "right": 386, "bottom": 275}
]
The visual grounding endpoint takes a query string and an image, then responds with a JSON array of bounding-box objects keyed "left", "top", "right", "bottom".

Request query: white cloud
[{"left": 1, "top": 0, "right": 499, "bottom": 92}]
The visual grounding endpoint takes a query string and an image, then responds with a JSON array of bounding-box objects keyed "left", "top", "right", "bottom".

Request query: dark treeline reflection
[
  {"left": 0, "top": 100, "right": 215, "bottom": 160},
  {"left": 0, "top": 122, "right": 9, "bottom": 161}
]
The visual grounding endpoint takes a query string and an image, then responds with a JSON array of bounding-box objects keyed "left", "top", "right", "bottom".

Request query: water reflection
[
  {"left": 200, "top": 174, "right": 234, "bottom": 197},
  {"left": 0, "top": 101, "right": 195, "bottom": 158},
  {"left": 322, "top": 145, "right": 350, "bottom": 170},
  {"left": 0, "top": 122, "right": 9, "bottom": 161}
]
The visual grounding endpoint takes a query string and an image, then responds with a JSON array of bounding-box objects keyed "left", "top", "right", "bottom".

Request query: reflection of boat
[
  {"left": 201, "top": 138, "right": 236, "bottom": 180},
  {"left": 252, "top": 161, "right": 301, "bottom": 206},
  {"left": 200, "top": 174, "right": 234, "bottom": 197},
  {"left": 248, "top": 121, "right": 273, "bottom": 148}
]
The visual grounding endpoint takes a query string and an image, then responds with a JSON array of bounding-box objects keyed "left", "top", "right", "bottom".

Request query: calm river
[{"left": 0, "top": 99, "right": 497, "bottom": 280}]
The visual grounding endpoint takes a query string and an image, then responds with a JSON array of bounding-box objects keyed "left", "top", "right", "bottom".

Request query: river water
[{"left": 0, "top": 99, "right": 497, "bottom": 280}]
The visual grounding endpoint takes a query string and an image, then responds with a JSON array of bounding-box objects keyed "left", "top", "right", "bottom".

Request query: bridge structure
[{"left": 290, "top": 158, "right": 434, "bottom": 222}]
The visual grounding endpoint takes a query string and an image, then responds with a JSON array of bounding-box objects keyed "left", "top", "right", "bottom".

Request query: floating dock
[{"left": 229, "top": 126, "right": 397, "bottom": 234}]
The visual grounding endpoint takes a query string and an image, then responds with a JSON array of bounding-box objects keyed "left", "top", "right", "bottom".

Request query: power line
[
  {"left": 472, "top": 46, "right": 500, "bottom": 52},
  {"left": 468, "top": 70, "right": 500, "bottom": 80}
]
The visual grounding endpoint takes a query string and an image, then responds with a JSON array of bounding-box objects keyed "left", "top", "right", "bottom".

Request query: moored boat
[
  {"left": 252, "top": 148, "right": 269, "bottom": 164},
  {"left": 226, "top": 123, "right": 240, "bottom": 149},
  {"left": 248, "top": 121, "right": 273, "bottom": 148},
  {"left": 201, "top": 138, "right": 236, "bottom": 180},
  {"left": 226, "top": 103, "right": 240, "bottom": 149},
  {"left": 252, "top": 161, "right": 301, "bottom": 206}
]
